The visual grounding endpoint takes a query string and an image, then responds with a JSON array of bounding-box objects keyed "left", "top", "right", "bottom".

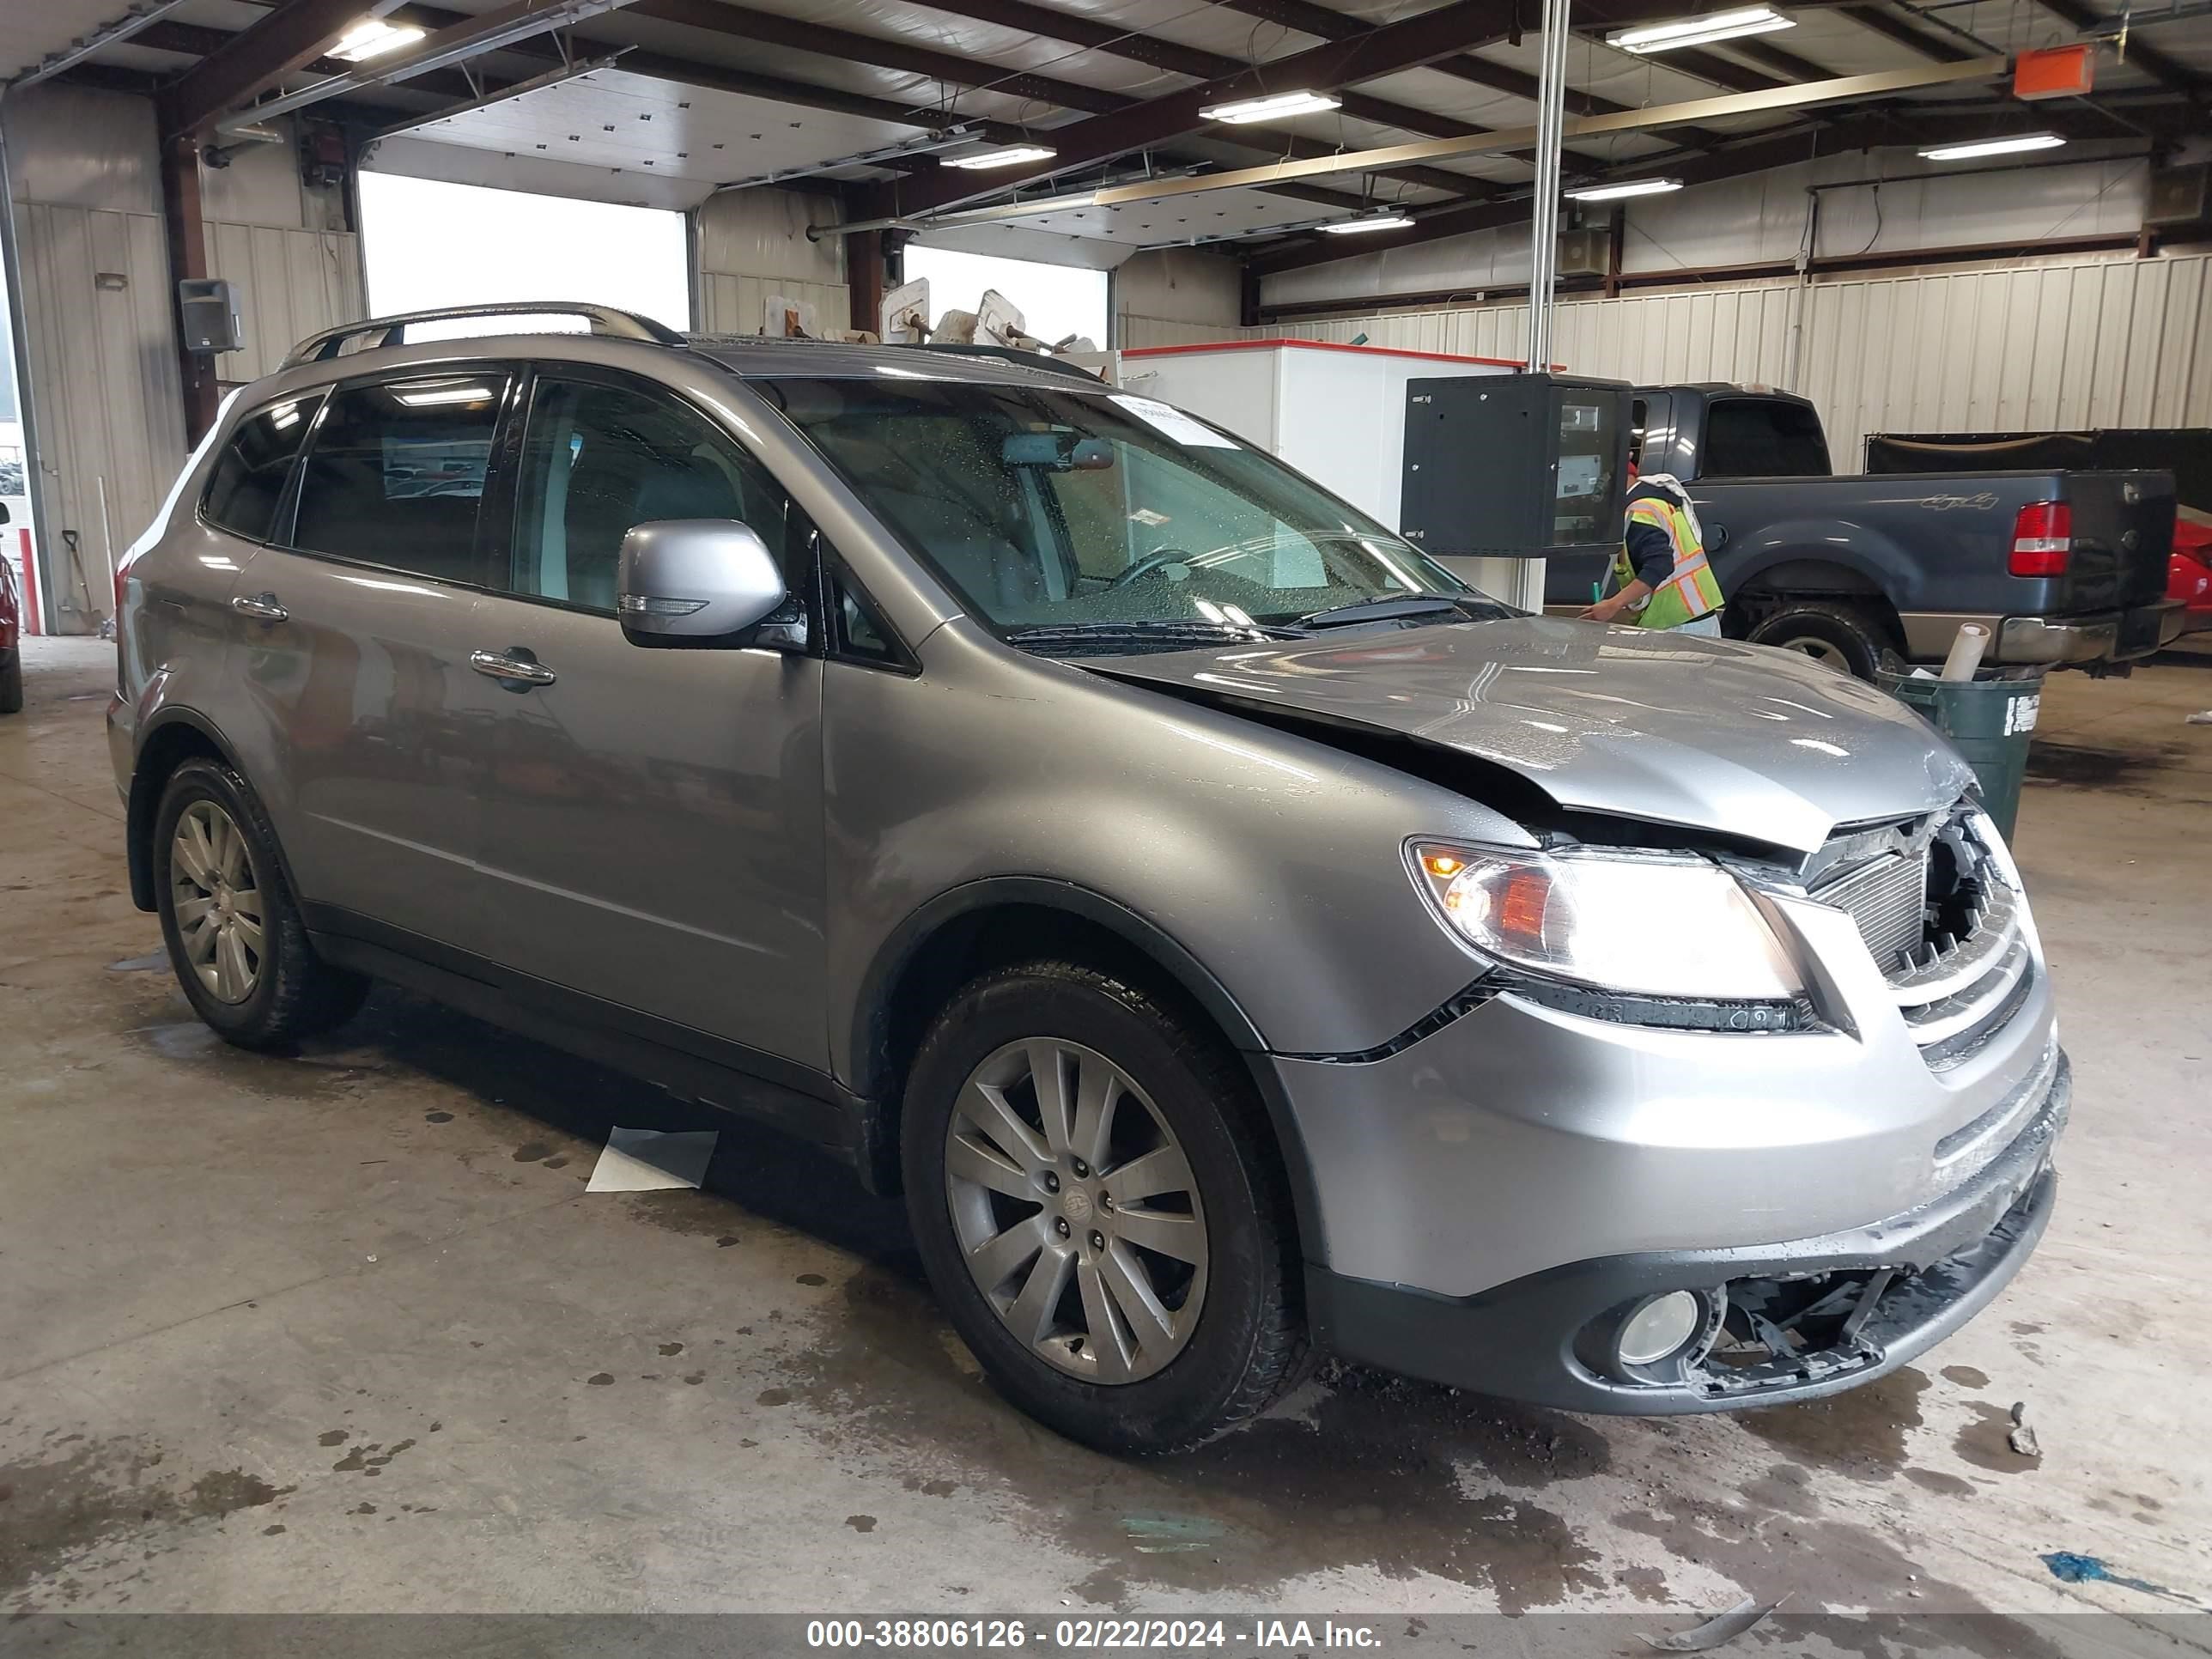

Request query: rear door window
[
  {"left": 1702, "top": 398, "right": 1831, "bottom": 477},
  {"left": 289, "top": 374, "right": 509, "bottom": 584},
  {"left": 202, "top": 392, "right": 325, "bottom": 542}
]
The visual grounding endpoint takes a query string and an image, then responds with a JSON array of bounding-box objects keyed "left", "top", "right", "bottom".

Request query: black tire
[
  {"left": 902, "top": 962, "right": 1306, "bottom": 1455},
  {"left": 153, "top": 757, "right": 368, "bottom": 1050},
  {"left": 1744, "top": 598, "right": 1892, "bottom": 680},
  {"left": 0, "top": 648, "right": 21, "bottom": 714}
]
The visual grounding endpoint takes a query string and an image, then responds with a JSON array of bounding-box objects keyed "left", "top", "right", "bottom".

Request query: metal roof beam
[
  {"left": 629, "top": 0, "right": 1129, "bottom": 116},
  {"left": 1086, "top": 57, "right": 2005, "bottom": 204},
  {"left": 633, "top": 0, "right": 1497, "bottom": 198},
  {"left": 161, "top": 0, "right": 410, "bottom": 135},
  {"left": 1243, "top": 96, "right": 2184, "bottom": 274},
  {"left": 867, "top": 0, "right": 1547, "bottom": 218},
  {"left": 1838, "top": 3, "right": 1977, "bottom": 63},
  {"left": 132, "top": 19, "right": 486, "bottom": 102},
  {"left": 203, "top": 0, "right": 640, "bottom": 132},
  {"left": 2027, "top": 0, "right": 2204, "bottom": 95},
  {"left": 899, "top": 0, "right": 1590, "bottom": 157}
]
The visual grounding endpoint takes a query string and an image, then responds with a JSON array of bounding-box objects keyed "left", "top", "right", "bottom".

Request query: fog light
[{"left": 1617, "top": 1291, "right": 1703, "bottom": 1367}]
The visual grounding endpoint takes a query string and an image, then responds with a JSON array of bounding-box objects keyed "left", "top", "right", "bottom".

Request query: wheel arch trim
[
  {"left": 849, "top": 877, "right": 1332, "bottom": 1267},
  {"left": 125, "top": 708, "right": 282, "bottom": 913},
  {"left": 848, "top": 878, "right": 1269, "bottom": 1102}
]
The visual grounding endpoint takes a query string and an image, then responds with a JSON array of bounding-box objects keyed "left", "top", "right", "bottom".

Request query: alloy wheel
[
  {"left": 1778, "top": 634, "right": 1849, "bottom": 666},
  {"left": 170, "top": 799, "right": 264, "bottom": 1004},
  {"left": 943, "top": 1038, "right": 1208, "bottom": 1383}
]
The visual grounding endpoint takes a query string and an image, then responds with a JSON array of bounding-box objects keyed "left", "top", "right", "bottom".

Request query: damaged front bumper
[{"left": 1306, "top": 1057, "right": 2064, "bottom": 1413}]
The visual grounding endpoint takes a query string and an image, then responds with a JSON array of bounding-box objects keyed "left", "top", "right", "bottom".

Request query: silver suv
[{"left": 110, "top": 304, "right": 2066, "bottom": 1453}]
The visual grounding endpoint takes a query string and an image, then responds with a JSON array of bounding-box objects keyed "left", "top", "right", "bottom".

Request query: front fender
[{"left": 822, "top": 623, "right": 1531, "bottom": 1084}]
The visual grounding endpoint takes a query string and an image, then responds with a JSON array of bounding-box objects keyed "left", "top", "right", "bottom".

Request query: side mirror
[{"left": 617, "top": 520, "right": 801, "bottom": 649}]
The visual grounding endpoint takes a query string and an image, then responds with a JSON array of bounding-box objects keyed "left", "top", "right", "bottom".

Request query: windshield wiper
[
  {"left": 1004, "top": 619, "right": 1303, "bottom": 654},
  {"left": 1293, "top": 593, "right": 1503, "bottom": 630}
]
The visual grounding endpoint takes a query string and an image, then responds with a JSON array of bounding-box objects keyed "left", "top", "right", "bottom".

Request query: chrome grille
[{"left": 1810, "top": 850, "right": 1928, "bottom": 971}]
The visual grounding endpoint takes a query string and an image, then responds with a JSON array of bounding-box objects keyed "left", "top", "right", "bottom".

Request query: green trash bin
[{"left": 1877, "top": 667, "right": 2043, "bottom": 840}]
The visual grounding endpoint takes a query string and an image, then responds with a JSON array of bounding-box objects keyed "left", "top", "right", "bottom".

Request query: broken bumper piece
[{"left": 1307, "top": 1060, "right": 2065, "bottom": 1414}]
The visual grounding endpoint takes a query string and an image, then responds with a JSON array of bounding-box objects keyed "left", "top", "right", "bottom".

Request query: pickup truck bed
[{"left": 1544, "top": 385, "right": 2181, "bottom": 678}]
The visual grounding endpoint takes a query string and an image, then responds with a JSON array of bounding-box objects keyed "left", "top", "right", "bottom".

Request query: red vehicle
[
  {"left": 0, "top": 510, "right": 21, "bottom": 715},
  {"left": 2172, "top": 508, "right": 2212, "bottom": 635}
]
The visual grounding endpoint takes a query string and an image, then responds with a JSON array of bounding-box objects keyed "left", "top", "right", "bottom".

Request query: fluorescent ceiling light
[
  {"left": 1607, "top": 6, "right": 1796, "bottom": 53},
  {"left": 395, "top": 384, "right": 493, "bottom": 407},
  {"left": 331, "top": 18, "right": 428, "bottom": 61},
  {"left": 945, "top": 144, "right": 1058, "bottom": 170},
  {"left": 1566, "top": 177, "right": 1684, "bottom": 201},
  {"left": 1200, "top": 89, "right": 1343, "bottom": 124},
  {"left": 1320, "top": 212, "right": 1416, "bottom": 234},
  {"left": 1917, "top": 132, "right": 2066, "bottom": 161}
]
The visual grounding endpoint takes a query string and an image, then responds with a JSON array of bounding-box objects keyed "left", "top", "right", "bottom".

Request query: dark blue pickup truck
[{"left": 1544, "top": 384, "right": 2182, "bottom": 679}]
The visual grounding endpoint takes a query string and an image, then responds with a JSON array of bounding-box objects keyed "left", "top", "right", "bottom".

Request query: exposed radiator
[{"left": 1811, "top": 851, "right": 1928, "bottom": 971}]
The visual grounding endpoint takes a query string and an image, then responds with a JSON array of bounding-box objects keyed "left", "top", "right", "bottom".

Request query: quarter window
[
  {"left": 506, "top": 376, "right": 793, "bottom": 615},
  {"left": 290, "top": 374, "right": 507, "bottom": 583},
  {"left": 202, "top": 392, "right": 324, "bottom": 542}
]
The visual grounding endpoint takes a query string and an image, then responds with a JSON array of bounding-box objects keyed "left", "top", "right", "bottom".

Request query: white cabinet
[{"left": 1114, "top": 339, "right": 1540, "bottom": 604}]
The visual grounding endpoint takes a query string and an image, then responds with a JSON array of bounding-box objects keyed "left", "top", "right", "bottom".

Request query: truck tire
[
  {"left": 902, "top": 960, "right": 1307, "bottom": 1454},
  {"left": 1746, "top": 599, "right": 1890, "bottom": 680}
]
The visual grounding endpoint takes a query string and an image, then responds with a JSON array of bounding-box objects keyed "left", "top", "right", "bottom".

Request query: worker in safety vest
[{"left": 1578, "top": 462, "right": 1724, "bottom": 636}]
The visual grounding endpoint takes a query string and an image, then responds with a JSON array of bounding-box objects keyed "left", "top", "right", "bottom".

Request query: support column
[
  {"left": 159, "top": 134, "right": 219, "bottom": 446},
  {"left": 1524, "top": 0, "right": 1570, "bottom": 374}
]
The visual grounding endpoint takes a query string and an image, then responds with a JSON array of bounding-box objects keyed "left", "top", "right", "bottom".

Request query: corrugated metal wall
[
  {"left": 13, "top": 202, "right": 186, "bottom": 629},
  {"left": 696, "top": 186, "right": 849, "bottom": 337},
  {"left": 1257, "top": 252, "right": 2212, "bottom": 467},
  {"left": 206, "top": 221, "right": 364, "bottom": 384},
  {"left": 5, "top": 84, "right": 185, "bottom": 632},
  {"left": 5, "top": 90, "right": 367, "bottom": 629},
  {"left": 1796, "top": 254, "right": 2211, "bottom": 460},
  {"left": 200, "top": 130, "right": 362, "bottom": 384}
]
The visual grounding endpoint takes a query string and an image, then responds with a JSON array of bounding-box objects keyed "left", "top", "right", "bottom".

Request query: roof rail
[{"left": 281, "top": 302, "right": 683, "bottom": 368}]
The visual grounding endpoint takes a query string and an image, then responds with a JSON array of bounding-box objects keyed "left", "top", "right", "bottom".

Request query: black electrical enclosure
[{"left": 1399, "top": 373, "right": 1634, "bottom": 559}]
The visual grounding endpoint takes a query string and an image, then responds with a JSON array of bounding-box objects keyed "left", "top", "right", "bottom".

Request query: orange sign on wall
[{"left": 2014, "top": 44, "right": 2095, "bottom": 100}]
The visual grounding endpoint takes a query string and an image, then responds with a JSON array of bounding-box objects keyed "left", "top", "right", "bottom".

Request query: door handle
[
  {"left": 230, "top": 592, "right": 289, "bottom": 623},
  {"left": 470, "top": 648, "right": 557, "bottom": 690}
]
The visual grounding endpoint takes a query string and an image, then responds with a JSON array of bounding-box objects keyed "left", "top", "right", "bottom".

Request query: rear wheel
[
  {"left": 902, "top": 962, "right": 1305, "bottom": 1453},
  {"left": 154, "top": 757, "right": 368, "bottom": 1049},
  {"left": 0, "top": 648, "right": 21, "bottom": 714},
  {"left": 1745, "top": 599, "right": 1891, "bottom": 680}
]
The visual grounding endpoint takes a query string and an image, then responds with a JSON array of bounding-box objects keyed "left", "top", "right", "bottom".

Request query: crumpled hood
[{"left": 1087, "top": 617, "right": 1973, "bottom": 854}]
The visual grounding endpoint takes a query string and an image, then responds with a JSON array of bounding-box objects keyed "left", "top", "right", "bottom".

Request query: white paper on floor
[{"left": 586, "top": 1127, "right": 720, "bottom": 1193}]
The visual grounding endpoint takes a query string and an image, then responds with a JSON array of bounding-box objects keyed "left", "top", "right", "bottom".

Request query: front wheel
[
  {"left": 0, "top": 648, "right": 21, "bottom": 714},
  {"left": 902, "top": 963, "right": 1305, "bottom": 1454},
  {"left": 154, "top": 757, "right": 368, "bottom": 1049}
]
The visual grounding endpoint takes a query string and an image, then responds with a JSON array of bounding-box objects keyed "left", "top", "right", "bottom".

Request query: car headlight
[{"left": 1409, "top": 842, "right": 1804, "bottom": 1001}]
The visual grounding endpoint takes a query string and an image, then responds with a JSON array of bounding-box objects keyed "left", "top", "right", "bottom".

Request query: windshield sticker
[{"left": 1110, "top": 394, "right": 1239, "bottom": 449}]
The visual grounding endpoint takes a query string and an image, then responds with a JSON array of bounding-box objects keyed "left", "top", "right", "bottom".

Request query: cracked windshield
[{"left": 766, "top": 376, "right": 1492, "bottom": 648}]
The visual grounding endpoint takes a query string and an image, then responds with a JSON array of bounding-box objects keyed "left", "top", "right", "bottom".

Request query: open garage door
[{"left": 358, "top": 170, "right": 691, "bottom": 333}]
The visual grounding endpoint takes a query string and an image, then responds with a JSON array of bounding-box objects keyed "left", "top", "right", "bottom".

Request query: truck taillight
[{"left": 2009, "top": 501, "right": 2070, "bottom": 577}]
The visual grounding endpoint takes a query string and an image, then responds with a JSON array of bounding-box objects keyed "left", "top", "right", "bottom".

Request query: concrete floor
[{"left": 2, "top": 632, "right": 2207, "bottom": 1642}]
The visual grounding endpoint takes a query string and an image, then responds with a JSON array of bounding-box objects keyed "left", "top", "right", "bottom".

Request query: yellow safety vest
[{"left": 1608, "top": 493, "right": 1723, "bottom": 629}]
